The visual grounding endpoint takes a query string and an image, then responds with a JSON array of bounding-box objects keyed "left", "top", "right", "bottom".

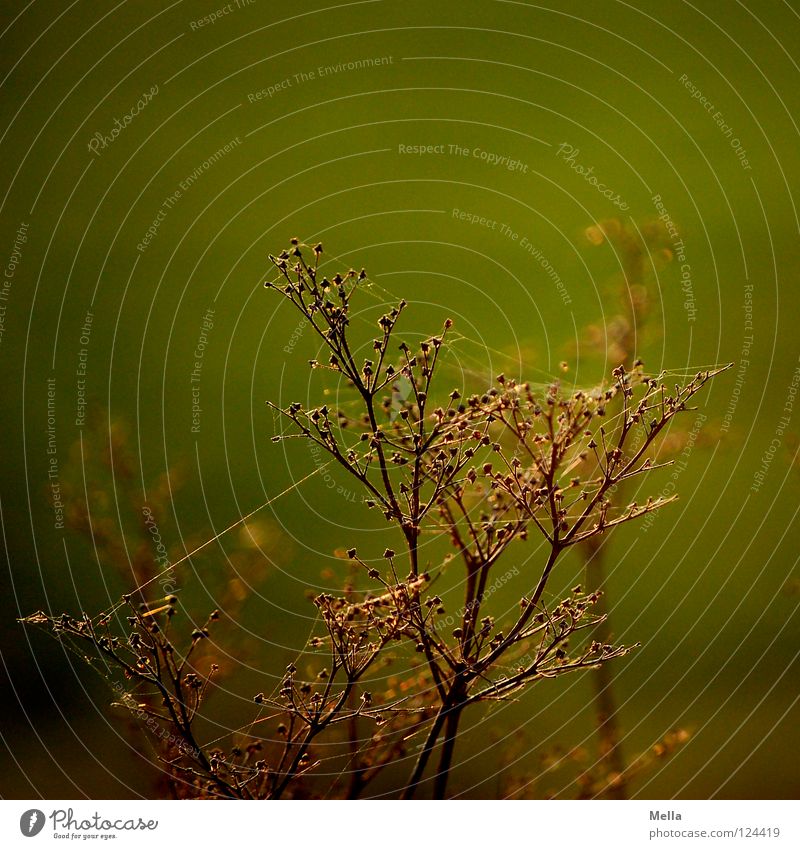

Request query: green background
[{"left": 1, "top": 0, "right": 798, "bottom": 799}]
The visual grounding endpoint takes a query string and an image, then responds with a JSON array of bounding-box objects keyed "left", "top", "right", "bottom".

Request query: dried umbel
[
  {"left": 264, "top": 242, "right": 727, "bottom": 798},
  {"left": 24, "top": 241, "right": 727, "bottom": 799}
]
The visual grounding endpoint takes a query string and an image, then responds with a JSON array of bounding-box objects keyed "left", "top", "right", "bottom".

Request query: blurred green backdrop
[{"left": 1, "top": 0, "right": 798, "bottom": 799}]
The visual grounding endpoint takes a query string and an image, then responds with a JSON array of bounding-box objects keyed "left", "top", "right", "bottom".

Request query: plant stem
[
  {"left": 433, "top": 700, "right": 465, "bottom": 799},
  {"left": 402, "top": 677, "right": 468, "bottom": 799},
  {"left": 584, "top": 541, "right": 627, "bottom": 799},
  {"left": 400, "top": 702, "right": 450, "bottom": 799}
]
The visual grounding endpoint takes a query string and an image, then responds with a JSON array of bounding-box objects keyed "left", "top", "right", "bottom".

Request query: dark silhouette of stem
[
  {"left": 433, "top": 701, "right": 465, "bottom": 799},
  {"left": 584, "top": 538, "right": 627, "bottom": 799},
  {"left": 401, "top": 701, "right": 451, "bottom": 799}
]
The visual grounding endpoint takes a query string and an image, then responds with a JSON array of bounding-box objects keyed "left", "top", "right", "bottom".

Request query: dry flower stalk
[{"left": 23, "top": 240, "right": 728, "bottom": 799}]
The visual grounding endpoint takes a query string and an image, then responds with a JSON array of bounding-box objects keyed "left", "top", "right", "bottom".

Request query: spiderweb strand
[{"left": 97, "top": 462, "right": 331, "bottom": 620}]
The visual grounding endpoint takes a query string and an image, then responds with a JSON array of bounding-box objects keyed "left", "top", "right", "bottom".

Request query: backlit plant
[{"left": 24, "top": 240, "right": 726, "bottom": 799}]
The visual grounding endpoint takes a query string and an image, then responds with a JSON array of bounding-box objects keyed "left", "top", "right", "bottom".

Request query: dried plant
[
  {"left": 574, "top": 217, "right": 714, "bottom": 797},
  {"left": 496, "top": 726, "right": 691, "bottom": 799},
  {"left": 23, "top": 240, "right": 727, "bottom": 799}
]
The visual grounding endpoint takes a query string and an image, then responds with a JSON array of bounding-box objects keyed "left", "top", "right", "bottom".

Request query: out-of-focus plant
[
  {"left": 23, "top": 241, "right": 727, "bottom": 799},
  {"left": 572, "top": 217, "right": 718, "bottom": 798},
  {"left": 571, "top": 217, "right": 672, "bottom": 798},
  {"left": 496, "top": 726, "right": 691, "bottom": 799}
]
